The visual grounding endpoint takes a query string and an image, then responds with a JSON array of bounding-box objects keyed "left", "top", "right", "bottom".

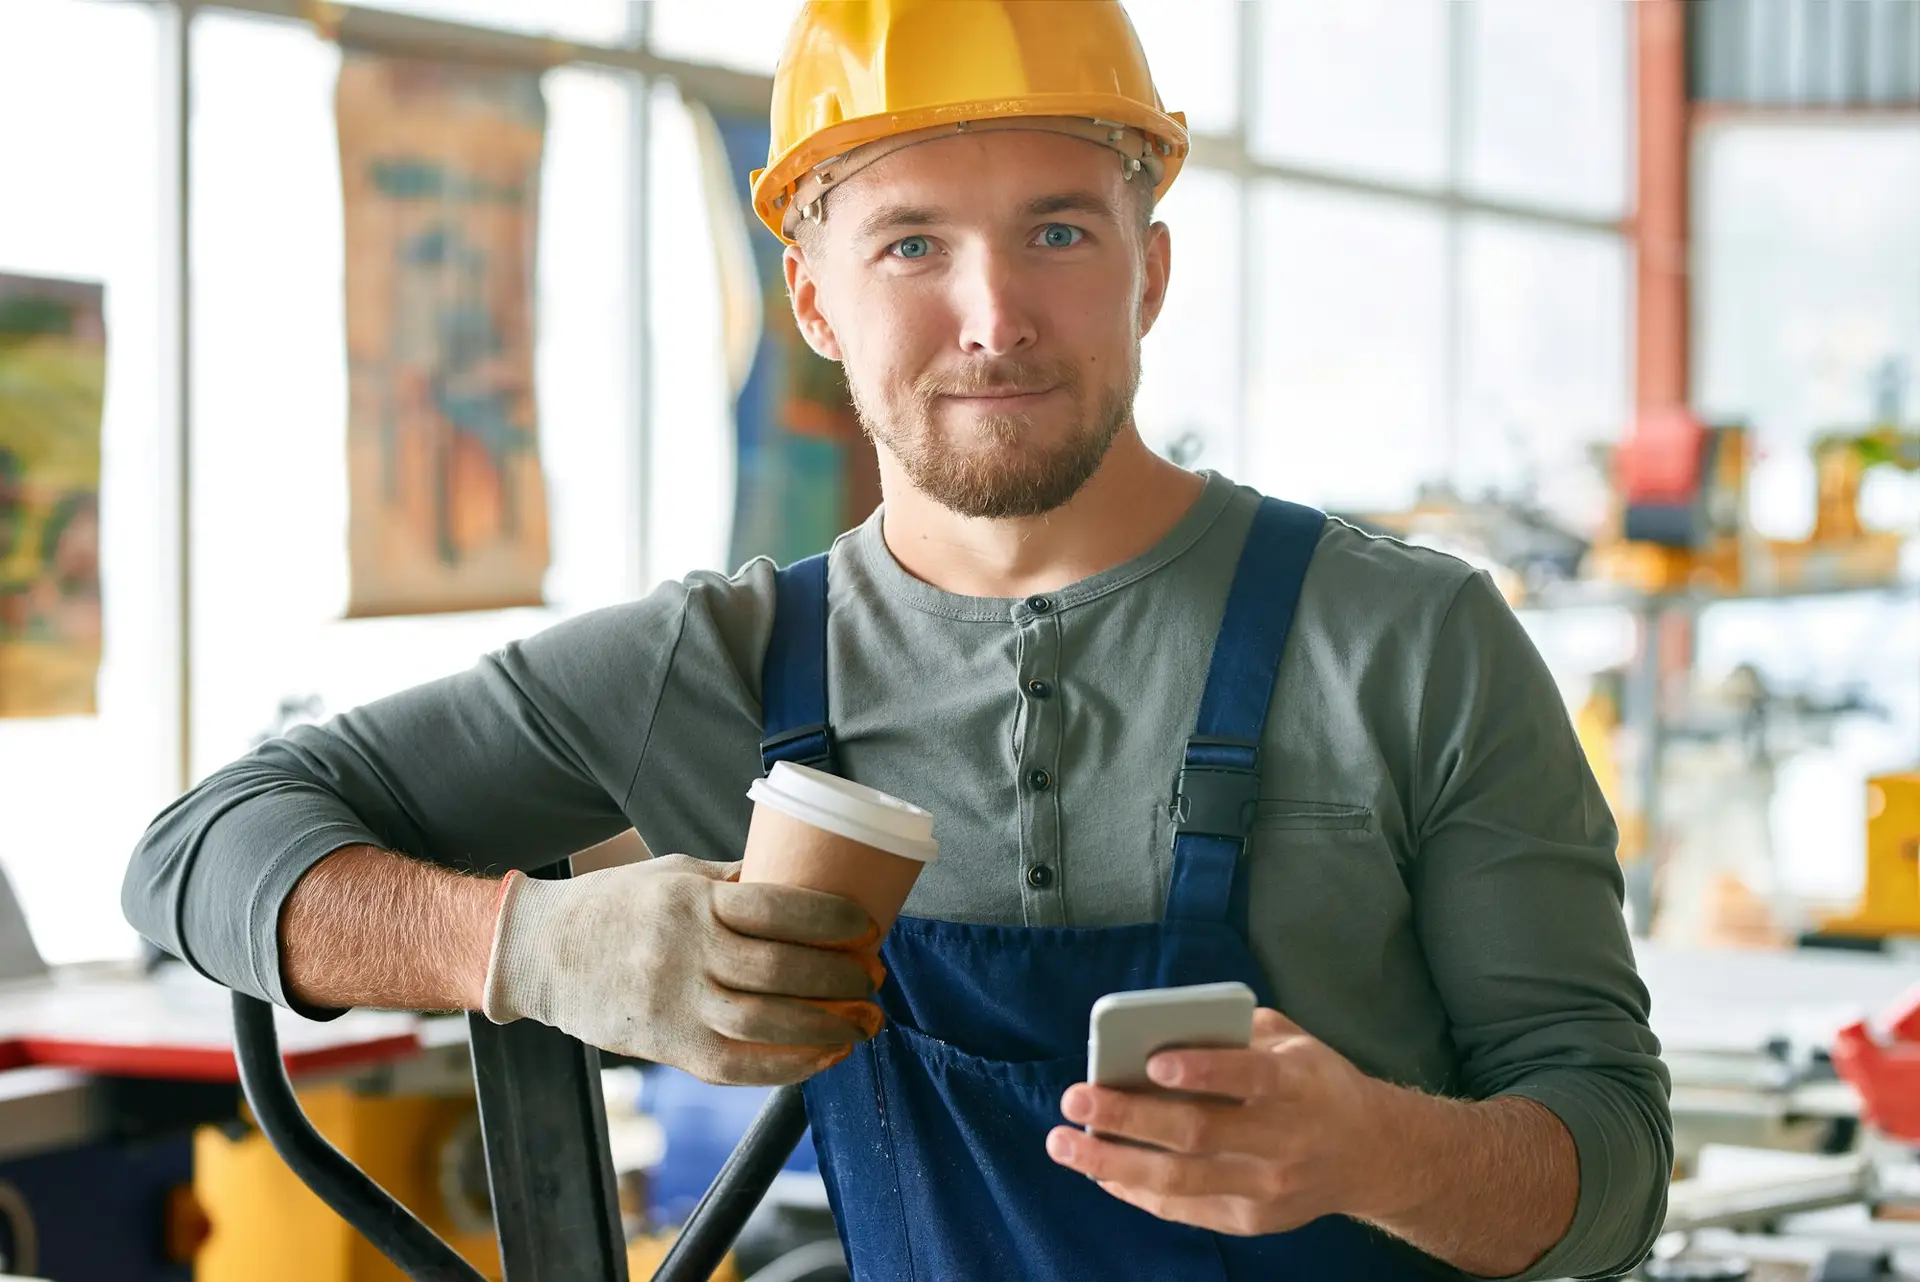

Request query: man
[{"left": 123, "top": 3, "right": 1670, "bottom": 1278}]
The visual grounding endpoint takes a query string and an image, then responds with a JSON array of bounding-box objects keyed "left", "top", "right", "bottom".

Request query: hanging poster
[
  {"left": 691, "top": 99, "right": 880, "bottom": 571},
  {"left": 0, "top": 273, "right": 104, "bottom": 719},
  {"left": 336, "top": 51, "right": 550, "bottom": 617}
]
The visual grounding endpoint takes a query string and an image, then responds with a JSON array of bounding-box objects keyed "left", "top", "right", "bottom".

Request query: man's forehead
[{"left": 831, "top": 130, "right": 1130, "bottom": 233}]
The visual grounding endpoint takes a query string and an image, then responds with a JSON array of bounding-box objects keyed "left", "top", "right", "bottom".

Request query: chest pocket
[
  {"left": 1247, "top": 799, "right": 1403, "bottom": 913},
  {"left": 1252, "top": 798, "right": 1373, "bottom": 833}
]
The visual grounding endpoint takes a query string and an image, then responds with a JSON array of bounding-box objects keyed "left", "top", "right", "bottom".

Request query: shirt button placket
[{"left": 1012, "top": 595, "right": 1064, "bottom": 924}]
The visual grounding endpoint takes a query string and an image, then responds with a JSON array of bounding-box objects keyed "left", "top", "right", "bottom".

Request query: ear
[
  {"left": 784, "top": 243, "right": 843, "bottom": 361},
  {"left": 1137, "top": 220, "right": 1172, "bottom": 338}
]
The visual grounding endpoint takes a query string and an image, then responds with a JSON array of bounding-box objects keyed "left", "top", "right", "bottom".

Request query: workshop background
[{"left": 1, "top": 1, "right": 1919, "bottom": 1281}]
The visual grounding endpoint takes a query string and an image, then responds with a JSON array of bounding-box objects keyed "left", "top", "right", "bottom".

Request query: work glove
[{"left": 482, "top": 854, "right": 884, "bottom": 1086}]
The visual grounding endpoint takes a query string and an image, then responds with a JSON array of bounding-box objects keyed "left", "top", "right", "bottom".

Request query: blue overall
[{"left": 761, "top": 499, "right": 1447, "bottom": 1280}]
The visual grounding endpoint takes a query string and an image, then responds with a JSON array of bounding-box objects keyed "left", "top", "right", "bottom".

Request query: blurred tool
[
  {"left": 1343, "top": 482, "right": 1591, "bottom": 602},
  {"left": 1759, "top": 359, "right": 1920, "bottom": 594},
  {"left": 1822, "top": 774, "right": 1920, "bottom": 942},
  {"left": 1832, "top": 979, "right": 1920, "bottom": 1144},
  {"left": 1596, "top": 408, "right": 1751, "bottom": 594},
  {"left": 0, "top": 861, "right": 44, "bottom": 986},
  {"left": 1578, "top": 662, "right": 1885, "bottom": 944},
  {"left": 1657, "top": 665, "right": 1880, "bottom": 950}
]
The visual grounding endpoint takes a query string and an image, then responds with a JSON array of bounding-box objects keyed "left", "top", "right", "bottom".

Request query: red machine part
[
  {"left": 1832, "top": 984, "right": 1920, "bottom": 1143},
  {"left": 1617, "top": 406, "right": 1707, "bottom": 505}
]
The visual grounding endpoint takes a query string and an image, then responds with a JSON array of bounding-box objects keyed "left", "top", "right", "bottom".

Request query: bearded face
[{"left": 786, "top": 128, "right": 1166, "bottom": 522}]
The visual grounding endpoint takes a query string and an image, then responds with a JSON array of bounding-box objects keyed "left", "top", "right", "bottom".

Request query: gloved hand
[{"left": 482, "top": 854, "right": 884, "bottom": 1086}]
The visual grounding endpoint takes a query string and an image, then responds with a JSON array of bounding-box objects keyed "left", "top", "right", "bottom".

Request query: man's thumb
[{"left": 1253, "top": 1006, "right": 1309, "bottom": 1049}]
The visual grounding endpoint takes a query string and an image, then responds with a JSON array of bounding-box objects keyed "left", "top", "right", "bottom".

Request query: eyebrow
[
  {"left": 853, "top": 190, "right": 1122, "bottom": 241},
  {"left": 855, "top": 204, "right": 944, "bottom": 240},
  {"left": 1021, "top": 190, "right": 1120, "bottom": 221}
]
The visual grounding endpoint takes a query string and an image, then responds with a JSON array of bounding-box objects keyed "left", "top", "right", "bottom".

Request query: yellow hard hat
[{"left": 750, "top": 0, "right": 1188, "bottom": 243}]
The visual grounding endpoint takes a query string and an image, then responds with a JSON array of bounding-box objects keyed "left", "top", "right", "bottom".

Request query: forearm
[
  {"left": 1356, "top": 1085, "right": 1577, "bottom": 1279},
  {"left": 279, "top": 845, "right": 499, "bottom": 1013}
]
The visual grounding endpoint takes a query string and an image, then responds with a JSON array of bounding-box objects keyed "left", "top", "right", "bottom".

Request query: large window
[
  {"left": 1230, "top": 0, "right": 1633, "bottom": 515},
  {"left": 0, "top": 0, "right": 170, "bottom": 963},
  {"left": 1246, "top": 187, "right": 1450, "bottom": 509}
]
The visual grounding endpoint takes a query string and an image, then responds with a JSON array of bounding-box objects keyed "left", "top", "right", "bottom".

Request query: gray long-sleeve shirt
[{"left": 123, "top": 471, "right": 1669, "bottom": 1280}]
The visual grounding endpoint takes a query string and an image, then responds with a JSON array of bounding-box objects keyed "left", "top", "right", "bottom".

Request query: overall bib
[{"left": 761, "top": 499, "right": 1446, "bottom": 1280}]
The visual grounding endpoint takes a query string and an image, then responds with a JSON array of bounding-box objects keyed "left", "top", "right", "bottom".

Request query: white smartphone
[{"left": 1087, "top": 981, "right": 1256, "bottom": 1092}]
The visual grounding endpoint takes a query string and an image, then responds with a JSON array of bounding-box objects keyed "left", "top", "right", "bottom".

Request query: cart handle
[{"left": 231, "top": 992, "right": 809, "bottom": 1281}]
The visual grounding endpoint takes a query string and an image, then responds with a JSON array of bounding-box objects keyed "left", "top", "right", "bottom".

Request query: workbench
[
  {"left": 0, "top": 961, "right": 434, "bottom": 1281},
  {"left": 1639, "top": 940, "right": 1920, "bottom": 1137}
]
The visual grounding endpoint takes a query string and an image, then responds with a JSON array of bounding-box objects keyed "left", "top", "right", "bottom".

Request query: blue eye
[
  {"left": 1040, "top": 224, "right": 1083, "bottom": 248},
  {"left": 893, "top": 235, "right": 931, "bottom": 259}
]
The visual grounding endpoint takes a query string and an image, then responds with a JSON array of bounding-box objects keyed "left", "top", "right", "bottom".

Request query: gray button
[
  {"left": 1026, "top": 864, "right": 1054, "bottom": 889},
  {"left": 1026, "top": 594, "right": 1054, "bottom": 614},
  {"left": 1025, "top": 679, "right": 1053, "bottom": 699},
  {"left": 1027, "top": 768, "right": 1052, "bottom": 792}
]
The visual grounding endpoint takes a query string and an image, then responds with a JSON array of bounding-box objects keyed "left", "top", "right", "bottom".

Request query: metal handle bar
[{"left": 231, "top": 992, "right": 808, "bottom": 1281}]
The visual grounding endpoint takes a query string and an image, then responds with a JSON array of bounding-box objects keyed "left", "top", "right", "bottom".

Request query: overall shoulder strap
[
  {"left": 1165, "top": 499, "right": 1327, "bottom": 926},
  {"left": 760, "top": 552, "right": 836, "bottom": 774}
]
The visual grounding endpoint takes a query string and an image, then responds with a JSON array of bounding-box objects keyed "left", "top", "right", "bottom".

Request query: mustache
[{"left": 913, "top": 358, "right": 1081, "bottom": 403}]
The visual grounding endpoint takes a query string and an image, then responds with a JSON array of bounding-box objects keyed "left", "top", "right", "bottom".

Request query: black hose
[
  {"left": 653, "top": 1085, "right": 810, "bottom": 1282},
  {"left": 231, "top": 992, "right": 487, "bottom": 1282}
]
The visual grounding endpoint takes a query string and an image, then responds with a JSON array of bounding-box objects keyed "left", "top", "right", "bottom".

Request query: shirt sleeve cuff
[{"left": 1488, "top": 1075, "right": 1669, "bottom": 1281}]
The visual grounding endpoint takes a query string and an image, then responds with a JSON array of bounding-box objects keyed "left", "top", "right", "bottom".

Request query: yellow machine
[
  {"left": 1822, "top": 772, "right": 1920, "bottom": 939},
  {"left": 1574, "top": 670, "right": 1646, "bottom": 867},
  {"left": 193, "top": 1079, "right": 737, "bottom": 1282},
  {"left": 194, "top": 1085, "right": 501, "bottom": 1282}
]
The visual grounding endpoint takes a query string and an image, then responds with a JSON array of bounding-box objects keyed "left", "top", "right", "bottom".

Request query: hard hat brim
[{"left": 752, "top": 99, "right": 1189, "bottom": 245}]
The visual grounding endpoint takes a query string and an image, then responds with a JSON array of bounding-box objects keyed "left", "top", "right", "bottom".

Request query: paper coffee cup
[{"left": 743, "top": 762, "right": 938, "bottom": 939}]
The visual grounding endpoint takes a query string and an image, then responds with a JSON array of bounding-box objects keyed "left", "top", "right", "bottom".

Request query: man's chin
[
  {"left": 917, "top": 456, "right": 1104, "bottom": 521},
  {"left": 866, "top": 387, "right": 1133, "bottom": 519}
]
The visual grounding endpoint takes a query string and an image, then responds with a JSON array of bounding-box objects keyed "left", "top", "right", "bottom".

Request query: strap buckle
[
  {"left": 759, "top": 723, "right": 835, "bottom": 773},
  {"left": 1170, "top": 735, "right": 1261, "bottom": 840}
]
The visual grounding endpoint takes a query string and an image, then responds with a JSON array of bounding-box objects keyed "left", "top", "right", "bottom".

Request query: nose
[{"left": 952, "top": 244, "right": 1038, "bottom": 358}]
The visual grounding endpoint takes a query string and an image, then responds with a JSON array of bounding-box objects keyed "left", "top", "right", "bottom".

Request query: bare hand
[{"left": 1046, "top": 1008, "right": 1387, "bottom": 1236}]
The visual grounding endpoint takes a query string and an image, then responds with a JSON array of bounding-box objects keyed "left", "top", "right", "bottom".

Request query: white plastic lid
[{"left": 747, "top": 761, "right": 940, "bottom": 864}]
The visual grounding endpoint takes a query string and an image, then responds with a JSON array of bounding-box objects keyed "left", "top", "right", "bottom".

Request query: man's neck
[{"left": 876, "top": 432, "right": 1209, "bottom": 599}]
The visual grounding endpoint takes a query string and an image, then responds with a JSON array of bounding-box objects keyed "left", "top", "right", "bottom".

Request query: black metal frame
[
  {"left": 465, "top": 861, "right": 630, "bottom": 1281},
  {"left": 466, "top": 1013, "right": 629, "bottom": 1280},
  {"left": 230, "top": 858, "right": 809, "bottom": 1281},
  {"left": 232, "top": 993, "right": 489, "bottom": 1282}
]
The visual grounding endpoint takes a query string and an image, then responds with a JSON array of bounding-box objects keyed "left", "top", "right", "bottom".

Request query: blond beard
[{"left": 852, "top": 354, "right": 1138, "bottom": 519}]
